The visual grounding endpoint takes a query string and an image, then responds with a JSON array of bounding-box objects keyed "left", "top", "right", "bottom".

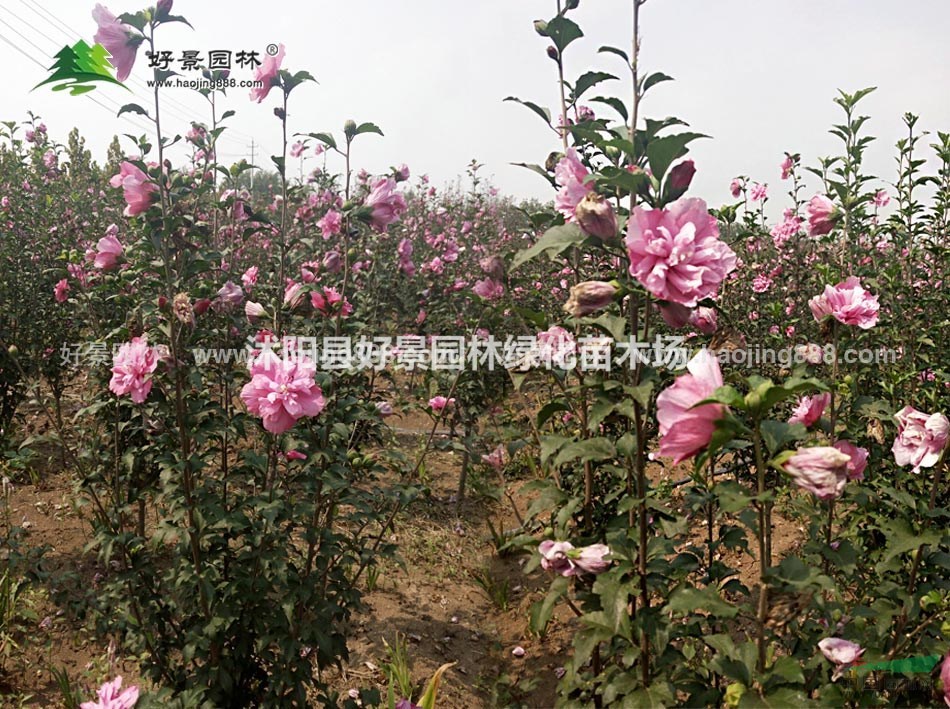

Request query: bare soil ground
[{"left": 0, "top": 407, "right": 805, "bottom": 708}]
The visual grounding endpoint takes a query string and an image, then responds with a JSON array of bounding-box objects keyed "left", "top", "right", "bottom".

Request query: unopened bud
[
  {"left": 665, "top": 159, "right": 696, "bottom": 201},
  {"left": 563, "top": 281, "right": 618, "bottom": 318},
  {"left": 574, "top": 192, "right": 617, "bottom": 240}
]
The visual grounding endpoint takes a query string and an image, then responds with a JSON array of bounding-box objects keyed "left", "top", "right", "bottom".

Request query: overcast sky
[{"left": 2, "top": 0, "right": 948, "bottom": 210}]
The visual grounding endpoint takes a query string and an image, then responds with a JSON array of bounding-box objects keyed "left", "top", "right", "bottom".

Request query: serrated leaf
[
  {"left": 553, "top": 437, "right": 615, "bottom": 467},
  {"left": 598, "top": 45, "right": 629, "bottom": 62},
  {"left": 668, "top": 586, "right": 737, "bottom": 618},
  {"left": 503, "top": 97, "right": 552, "bottom": 126},
  {"left": 117, "top": 103, "right": 149, "bottom": 118},
  {"left": 529, "top": 576, "right": 568, "bottom": 635},
  {"left": 573, "top": 71, "right": 617, "bottom": 100},
  {"left": 510, "top": 224, "right": 586, "bottom": 270},
  {"left": 647, "top": 132, "right": 707, "bottom": 182},
  {"left": 642, "top": 72, "right": 674, "bottom": 93},
  {"left": 545, "top": 16, "right": 584, "bottom": 53},
  {"left": 355, "top": 122, "right": 383, "bottom": 137},
  {"left": 589, "top": 96, "right": 628, "bottom": 122}
]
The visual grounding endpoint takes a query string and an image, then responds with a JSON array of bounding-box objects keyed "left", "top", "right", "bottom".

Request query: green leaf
[
  {"left": 598, "top": 45, "right": 629, "bottom": 62},
  {"left": 537, "top": 401, "right": 571, "bottom": 428},
  {"left": 510, "top": 224, "right": 586, "bottom": 270},
  {"left": 668, "top": 586, "right": 738, "bottom": 618},
  {"left": 355, "top": 122, "right": 383, "bottom": 137},
  {"left": 623, "top": 685, "right": 675, "bottom": 708},
  {"left": 553, "top": 437, "right": 616, "bottom": 467},
  {"left": 503, "top": 97, "right": 552, "bottom": 126},
  {"left": 417, "top": 662, "right": 456, "bottom": 709},
  {"left": 510, "top": 162, "right": 555, "bottom": 186},
  {"left": 593, "top": 165, "right": 648, "bottom": 193},
  {"left": 856, "top": 655, "right": 941, "bottom": 674},
  {"left": 573, "top": 71, "right": 617, "bottom": 100},
  {"left": 117, "top": 103, "right": 149, "bottom": 118},
  {"left": 646, "top": 132, "right": 707, "bottom": 182},
  {"left": 759, "top": 420, "right": 807, "bottom": 455},
  {"left": 529, "top": 576, "right": 568, "bottom": 634},
  {"left": 878, "top": 518, "right": 940, "bottom": 567},
  {"left": 769, "top": 656, "right": 805, "bottom": 684},
  {"left": 739, "top": 688, "right": 812, "bottom": 708},
  {"left": 642, "top": 72, "right": 674, "bottom": 93},
  {"left": 589, "top": 96, "right": 628, "bottom": 122},
  {"left": 308, "top": 131, "right": 337, "bottom": 150},
  {"left": 545, "top": 16, "right": 584, "bottom": 53}
]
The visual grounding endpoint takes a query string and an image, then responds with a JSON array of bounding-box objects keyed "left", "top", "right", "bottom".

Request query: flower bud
[
  {"left": 323, "top": 251, "right": 342, "bottom": 273},
  {"left": 245, "top": 301, "right": 266, "bottom": 322},
  {"left": 666, "top": 159, "right": 695, "bottom": 201},
  {"left": 546, "top": 45, "right": 559, "bottom": 60},
  {"left": 193, "top": 298, "right": 211, "bottom": 316},
  {"left": 563, "top": 280, "right": 618, "bottom": 317},
  {"left": 574, "top": 192, "right": 617, "bottom": 240}
]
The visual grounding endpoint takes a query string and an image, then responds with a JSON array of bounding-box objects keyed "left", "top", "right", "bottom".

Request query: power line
[
  {"left": 0, "top": 29, "right": 155, "bottom": 136},
  {"left": 17, "top": 0, "right": 256, "bottom": 142},
  {"left": 3, "top": 3, "right": 248, "bottom": 153},
  {"left": 0, "top": 13, "right": 143, "bottom": 126},
  {"left": 11, "top": 0, "right": 222, "bottom": 134}
]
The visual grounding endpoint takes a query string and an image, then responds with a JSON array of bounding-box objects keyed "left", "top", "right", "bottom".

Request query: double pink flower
[
  {"left": 249, "top": 43, "right": 285, "bottom": 103},
  {"left": 109, "top": 336, "right": 160, "bottom": 404},
  {"left": 892, "top": 405, "right": 949, "bottom": 473},
  {"left": 656, "top": 349, "right": 726, "bottom": 465},
  {"left": 554, "top": 149, "right": 590, "bottom": 222},
  {"left": 808, "top": 276, "right": 879, "bottom": 329},
  {"left": 92, "top": 5, "right": 139, "bottom": 82},
  {"left": 240, "top": 354, "right": 326, "bottom": 434},
  {"left": 625, "top": 198, "right": 736, "bottom": 307},
  {"left": 365, "top": 177, "right": 407, "bottom": 232},
  {"left": 109, "top": 162, "right": 156, "bottom": 217}
]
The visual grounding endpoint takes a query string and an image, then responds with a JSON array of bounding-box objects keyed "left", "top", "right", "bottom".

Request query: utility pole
[{"left": 248, "top": 139, "right": 256, "bottom": 190}]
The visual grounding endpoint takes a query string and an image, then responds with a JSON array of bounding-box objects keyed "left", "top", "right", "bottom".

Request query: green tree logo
[{"left": 34, "top": 41, "right": 127, "bottom": 95}]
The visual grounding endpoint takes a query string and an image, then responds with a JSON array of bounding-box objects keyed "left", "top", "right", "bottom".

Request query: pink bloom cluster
[
  {"left": 473, "top": 278, "right": 505, "bottom": 300},
  {"left": 788, "top": 392, "right": 830, "bottom": 427},
  {"left": 109, "top": 337, "right": 159, "bottom": 404},
  {"left": 481, "top": 444, "right": 507, "bottom": 472},
  {"left": 656, "top": 349, "right": 725, "bottom": 464},
  {"left": 892, "top": 405, "right": 949, "bottom": 473},
  {"left": 240, "top": 355, "right": 326, "bottom": 434},
  {"left": 806, "top": 194, "right": 836, "bottom": 236},
  {"left": 782, "top": 446, "right": 851, "bottom": 500},
  {"left": 81, "top": 675, "right": 139, "bottom": 709},
  {"left": 625, "top": 198, "right": 737, "bottom": 307},
  {"left": 428, "top": 395, "right": 455, "bottom": 412},
  {"left": 833, "top": 440, "right": 869, "bottom": 482},
  {"left": 93, "top": 5, "right": 138, "bottom": 82},
  {"left": 554, "top": 149, "right": 590, "bottom": 221},
  {"left": 808, "top": 276, "right": 879, "bottom": 329},
  {"left": 109, "top": 162, "right": 156, "bottom": 217},
  {"left": 95, "top": 230, "right": 124, "bottom": 270},
  {"left": 365, "top": 177, "right": 407, "bottom": 232},
  {"left": 250, "top": 43, "right": 285, "bottom": 102}
]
